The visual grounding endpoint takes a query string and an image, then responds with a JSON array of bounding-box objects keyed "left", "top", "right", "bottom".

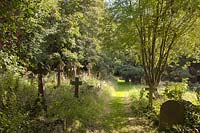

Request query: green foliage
[
  {"left": 44, "top": 76, "right": 112, "bottom": 132},
  {"left": 191, "top": 83, "right": 200, "bottom": 102},
  {"left": 163, "top": 81, "right": 188, "bottom": 100},
  {"left": 0, "top": 73, "right": 37, "bottom": 132},
  {"left": 181, "top": 100, "right": 200, "bottom": 130},
  {"left": 131, "top": 93, "right": 149, "bottom": 116},
  {"left": 1, "top": 0, "right": 200, "bottom": 131},
  {"left": 163, "top": 66, "right": 191, "bottom": 82},
  {"left": 0, "top": 72, "right": 112, "bottom": 132},
  {"left": 0, "top": 51, "right": 24, "bottom": 73},
  {"left": 130, "top": 91, "right": 159, "bottom": 126},
  {"left": 114, "top": 65, "right": 144, "bottom": 82}
]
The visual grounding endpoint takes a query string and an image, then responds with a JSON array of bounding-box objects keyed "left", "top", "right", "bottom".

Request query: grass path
[{"left": 101, "top": 80, "right": 155, "bottom": 133}]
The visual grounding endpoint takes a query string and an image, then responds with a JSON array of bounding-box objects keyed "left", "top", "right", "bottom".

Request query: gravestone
[
  {"left": 70, "top": 77, "right": 82, "bottom": 98},
  {"left": 159, "top": 100, "right": 185, "bottom": 130}
]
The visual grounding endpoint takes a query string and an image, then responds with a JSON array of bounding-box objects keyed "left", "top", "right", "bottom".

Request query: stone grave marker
[
  {"left": 159, "top": 100, "right": 185, "bottom": 130},
  {"left": 70, "top": 77, "right": 82, "bottom": 98}
]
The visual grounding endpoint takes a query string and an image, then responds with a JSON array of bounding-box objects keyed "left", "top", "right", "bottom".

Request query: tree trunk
[
  {"left": 153, "top": 80, "right": 161, "bottom": 99},
  {"left": 148, "top": 83, "right": 160, "bottom": 107},
  {"left": 38, "top": 74, "right": 45, "bottom": 96},
  {"left": 148, "top": 86, "right": 153, "bottom": 108},
  {"left": 74, "top": 66, "right": 77, "bottom": 77},
  {"left": 57, "top": 66, "right": 61, "bottom": 87},
  {"left": 37, "top": 74, "right": 47, "bottom": 117},
  {"left": 153, "top": 87, "right": 161, "bottom": 99},
  {"left": 62, "top": 69, "right": 66, "bottom": 81},
  {"left": 57, "top": 71, "right": 61, "bottom": 87},
  {"left": 88, "top": 67, "right": 91, "bottom": 76}
]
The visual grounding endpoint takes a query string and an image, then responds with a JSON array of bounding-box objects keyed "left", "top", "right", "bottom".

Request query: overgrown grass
[
  {"left": 0, "top": 73, "right": 198, "bottom": 132},
  {"left": 44, "top": 76, "right": 114, "bottom": 132},
  {"left": 0, "top": 73, "right": 114, "bottom": 132}
]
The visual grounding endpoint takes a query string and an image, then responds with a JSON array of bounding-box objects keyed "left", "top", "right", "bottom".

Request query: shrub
[
  {"left": 163, "top": 81, "right": 188, "bottom": 100},
  {"left": 180, "top": 100, "right": 200, "bottom": 130},
  {"left": 130, "top": 90, "right": 160, "bottom": 126},
  {"left": 189, "top": 83, "right": 200, "bottom": 102},
  {"left": 0, "top": 73, "right": 37, "bottom": 132},
  {"left": 166, "top": 67, "right": 191, "bottom": 82},
  {"left": 114, "top": 65, "right": 144, "bottom": 83}
]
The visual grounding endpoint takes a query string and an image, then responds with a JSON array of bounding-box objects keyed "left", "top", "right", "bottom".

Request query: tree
[
  {"left": 77, "top": 0, "right": 106, "bottom": 75},
  {"left": 109, "top": 0, "right": 200, "bottom": 107},
  {"left": 4, "top": 0, "right": 61, "bottom": 95},
  {"left": 134, "top": 0, "right": 200, "bottom": 107}
]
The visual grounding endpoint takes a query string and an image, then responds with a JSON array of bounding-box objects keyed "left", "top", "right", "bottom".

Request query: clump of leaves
[
  {"left": 168, "top": 68, "right": 191, "bottom": 82},
  {"left": 189, "top": 83, "right": 200, "bottom": 102},
  {"left": 163, "top": 81, "right": 188, "bottom": 100},
  {"left": 131, "top": 91, "right": 159, "bottom": 126},
  {"left": 0, "top": 73, "right": 37, "bottom": 132},
  {"left": 180, "top": 100, "right": 200, "bottom": 130},
  {"left": 114, "top": 65, "right": 144, "bottom": 83}
]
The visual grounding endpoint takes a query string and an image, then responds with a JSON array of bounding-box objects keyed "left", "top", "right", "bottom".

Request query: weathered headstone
[
  {"left": 70, "top": 77, "right": 82, "bottom": 98},
  {"left": 159, "top": 100, "right": 185, "bottom": 130}
]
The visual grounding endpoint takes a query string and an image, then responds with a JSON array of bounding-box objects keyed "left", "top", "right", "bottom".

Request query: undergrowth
[{"left": 0, "top": 73, "right": 113, "bottom": 132}]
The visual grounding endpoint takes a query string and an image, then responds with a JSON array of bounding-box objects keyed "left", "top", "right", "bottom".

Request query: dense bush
[
  {"left": 0, "top": 73, "right": 37, "bottom": 132},
  {"left": 163, "top": 81, "right": 188, "bottom": 100},
  {"left": 130, "top": 90, "right": 160, "bottom": 127},
  {"left": 181, "top": 100, "right": 200, "bottom": 130},
  {"left": 114, "top": 65, "right": 144, "bottom": 83},
  {"left": 163, "top": 67, "right": 191, "bottom": 82},
  {"left": 189, "top": 83, "right": 200, "bottom": 102}
]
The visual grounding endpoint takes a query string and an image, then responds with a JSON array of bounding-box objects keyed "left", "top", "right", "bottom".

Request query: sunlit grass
[
  {"left": 112, "top": 79, "right": 145, "bottom": 98},
  {"left": 102, "top": 79, "right": 156, "bottom": 132}
]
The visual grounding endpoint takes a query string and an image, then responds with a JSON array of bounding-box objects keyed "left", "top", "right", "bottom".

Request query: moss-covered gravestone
[{"left": 159, "top": 100, "right": 185, "bottom": 130}]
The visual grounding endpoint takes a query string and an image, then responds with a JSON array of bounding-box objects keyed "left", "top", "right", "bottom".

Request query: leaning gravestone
[{"left": 159, "top": 100, "right": 185, "bottom": 130}]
